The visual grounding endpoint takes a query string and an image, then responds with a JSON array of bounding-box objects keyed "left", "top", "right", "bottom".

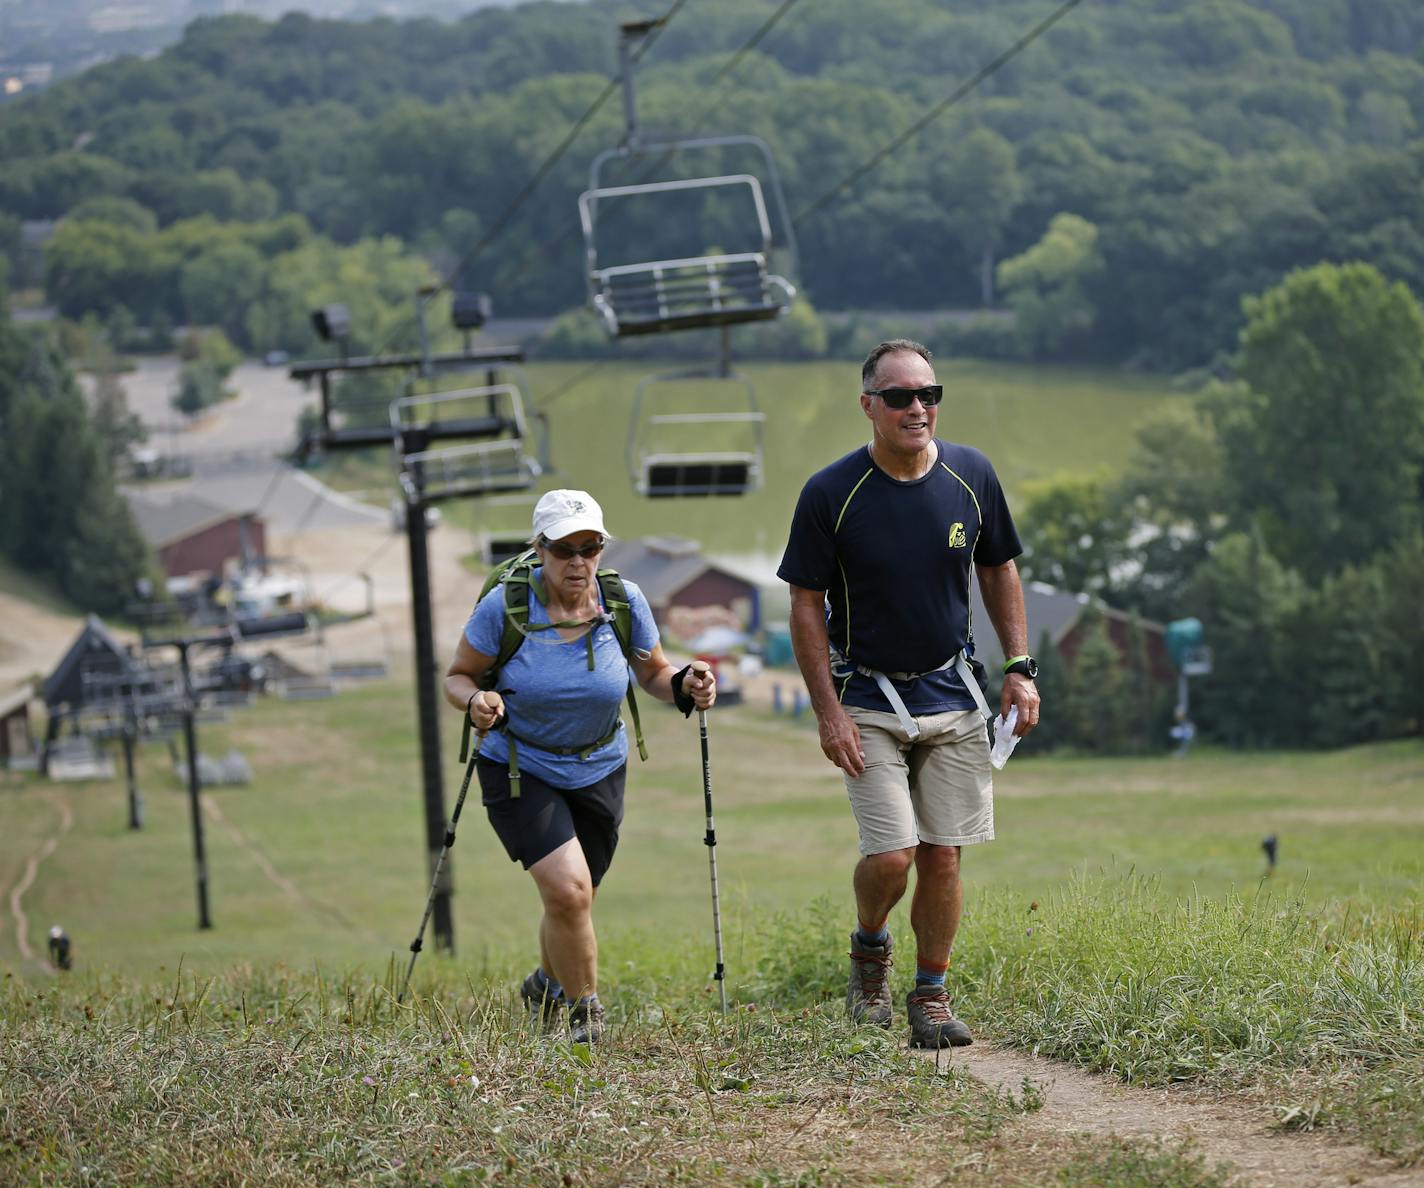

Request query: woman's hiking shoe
[
  {"left": 906, "top": 985, "right": 973, "bottom": 1048},
  {"left": 847, "top": 931, "right": 893, "bottom": 1026},
  {"left": 519, "top": 971, "right": 564, "bottom": 1030},
  {"left": 568, "top": 997, "right": 605, "bottom": 1045}
]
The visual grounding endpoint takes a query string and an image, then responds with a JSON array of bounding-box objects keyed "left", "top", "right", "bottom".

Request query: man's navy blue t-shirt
[{"left": 777, "top": 440, "right": 1022, "bottom": 714}]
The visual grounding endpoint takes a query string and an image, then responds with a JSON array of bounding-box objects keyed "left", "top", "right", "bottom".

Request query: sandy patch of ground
[{"left": 939, "top": 1042, "right": 1424, "bottom": 1187}]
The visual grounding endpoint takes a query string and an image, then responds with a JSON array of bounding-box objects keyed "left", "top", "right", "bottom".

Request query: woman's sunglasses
[
  {"left": 540, "top": 536, "right": 605, "bottom": 561},
  {"left": 864, "top": 385, "right": 943, "bottom": 409}
]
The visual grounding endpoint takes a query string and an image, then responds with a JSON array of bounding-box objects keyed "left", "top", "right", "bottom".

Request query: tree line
[
  {"left": 0, "top": 0, "right": 1421, "bottom": 368},
  {"left": 0, "top": 272, "right": 150, "bottom": 615},
  {"left": 1019, "top": 261, "right": 1424, "bottom": 752}
]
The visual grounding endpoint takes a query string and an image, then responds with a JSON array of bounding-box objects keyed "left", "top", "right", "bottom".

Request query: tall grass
[
  {"left": 1, "top": 963, "right": 1040, "bottom": 1185},
  {"left": 745, "top": 874, "right": 1424, "bottom": 1162},
  {"left": 750, "top": 875, "right": 1422, "bottom": 1086}
]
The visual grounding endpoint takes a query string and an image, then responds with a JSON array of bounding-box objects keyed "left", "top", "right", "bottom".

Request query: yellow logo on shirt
[{"left": 948, "top": 522, "right": 967, "bottom": 549}]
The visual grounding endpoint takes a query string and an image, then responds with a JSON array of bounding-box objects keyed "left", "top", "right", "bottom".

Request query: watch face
[{"left": 1026, "top": 658, "right": 1039, "bottom": 679}]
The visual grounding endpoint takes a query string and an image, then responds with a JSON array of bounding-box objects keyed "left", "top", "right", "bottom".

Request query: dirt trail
[
  {"left": 6, "top": 792, "right": 74, "bottom": 973},
  {"left": 201, "top": 795, "right": 378, "bottom": 943},
  {"left": 934, "top": 1042, "right": 1423, "bottom": 1187}
]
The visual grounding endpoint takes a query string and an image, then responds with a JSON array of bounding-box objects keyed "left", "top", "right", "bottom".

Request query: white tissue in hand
[{"left": 990, "top": 705, "right": 1021, "bottom": 770}]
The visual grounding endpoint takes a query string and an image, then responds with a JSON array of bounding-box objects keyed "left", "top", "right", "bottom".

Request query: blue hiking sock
[
  {"left": 915, "top": 956, "right": 949, "bottom": 988},
  {"left": 856, "top": 925, "right": 890, "bottom": 948}
]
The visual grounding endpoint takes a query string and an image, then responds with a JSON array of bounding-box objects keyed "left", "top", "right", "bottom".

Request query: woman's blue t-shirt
[{"left": 463, "top": 572, "right": 659, "bottom": 789}]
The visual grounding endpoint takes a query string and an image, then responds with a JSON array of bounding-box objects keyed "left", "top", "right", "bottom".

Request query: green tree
[
  {"left": 997, "top": 213, "right": 1104, "bottom": 356},
  {"left": 90, "top": 369, "right": 147, "bottom": 470},
  {"left": 1287, "top": 561, "right": 1399, "bottom": 748},
  {"left": 172, "top": 360, "right": 224, "bottom": 417},
  {"left": 1113, "top": 403, "right": 1228, "bottom": 621},
  {"left": 1017, "top": 470, "right": 1133, "bottom": 600},
  {"left": 934, "top": 126, "right": 1024, "bottom": 306},
  {"left": 67, "top": 195, "right": 160, "bottom": 233},
  {"left": 1188, "top": 531, "right": 1306, "bottom": 747},
  {"left": 1381, "top": 534, "right": 1424, "bottom": 736},
  {"left": 1062, "top": 609, "right": 1134, "bottom": 754},
  {"left": 179, "top": 241, "right": 265, "bottom": 342},
  {"left": 1216, "top": 262, "right": 1424, "bottom": 575}
]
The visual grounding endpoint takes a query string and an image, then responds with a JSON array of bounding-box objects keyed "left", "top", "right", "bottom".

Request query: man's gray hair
[{"left": 861, "top": 339, "right": 933, "bottom": 388}]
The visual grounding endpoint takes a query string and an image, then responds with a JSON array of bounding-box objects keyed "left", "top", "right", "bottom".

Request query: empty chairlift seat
[
  {"left": 391, "top": 382, "right": 540, "bottom": 502},
  {"left": 627, "top": 372, "right": 766, "bottom": 498},
  {"left": 580, "top": 175, "right": 796, "bottom": 338}
]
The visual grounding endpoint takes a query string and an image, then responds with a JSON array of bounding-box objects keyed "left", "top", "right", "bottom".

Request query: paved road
[{"left": 119, "top": 356, "right": 318, "bottom": 464}]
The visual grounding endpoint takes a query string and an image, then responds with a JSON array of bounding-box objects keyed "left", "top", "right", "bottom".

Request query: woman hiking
[{"left": 444, "top": 489, "right": 716, "bottom": 1043}]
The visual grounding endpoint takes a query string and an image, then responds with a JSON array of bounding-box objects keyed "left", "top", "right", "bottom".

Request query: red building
[
  {"left": 600, "top": 536, "right": 760, "bottom": 650},
  {"left": 126, "top": 491, "right": 266, "bottom": 579}
]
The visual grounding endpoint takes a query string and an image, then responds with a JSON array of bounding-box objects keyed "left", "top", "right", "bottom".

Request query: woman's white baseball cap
[{"left": 531, "top": 489, "right": 609, "bottom": 542}]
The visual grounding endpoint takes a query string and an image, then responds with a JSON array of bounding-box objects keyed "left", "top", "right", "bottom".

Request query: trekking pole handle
[{"left": 467, "top": 689, "right": 505, "bottom": 730}]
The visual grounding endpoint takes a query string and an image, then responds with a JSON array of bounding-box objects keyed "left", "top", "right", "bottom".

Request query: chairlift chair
[
  {"left": 627, "top": 366, "right": 765, "bottom": 498},
  {"left": 580, "top": 171, "right": 797, "bottom": 338},
  {"left": 392, "top": 377, "right": 541, "bottom": 504},
  {"left": 579, "top": 33, "right": 800, "bottom": 340}
]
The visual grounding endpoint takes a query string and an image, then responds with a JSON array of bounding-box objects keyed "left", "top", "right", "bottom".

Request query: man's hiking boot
[
  {"left": 906, "top": 985, "right": 973, "bottom": 1048},
  {"left": 519, "top": 971, "right": 563, "bottom": 1031},
  {"left": 568, "top": 997, "right": 605, "bottom": 1045},
  {"left": 847, "top": 930, "right": 893, "bottom": 1027}
]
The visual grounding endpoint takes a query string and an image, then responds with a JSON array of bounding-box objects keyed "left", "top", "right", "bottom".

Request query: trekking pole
[
  {"left": 696, "top": 677, "right": 728, "bottom": 1014},
  {"left": 397, "top": 708, "right": 495, "bottom": 1004}
]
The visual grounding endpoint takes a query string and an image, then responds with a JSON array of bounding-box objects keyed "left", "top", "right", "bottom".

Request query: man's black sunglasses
[
  {"left": 864, "top": 385, "right": 943, "bottom": 409},
  {"left": 539, "top": 536, "right": 605, "bottom": 560}
]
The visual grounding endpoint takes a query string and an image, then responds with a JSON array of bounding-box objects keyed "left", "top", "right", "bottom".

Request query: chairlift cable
[
  {"left": 288, "top": 483, "right": 329, "bottom": 539},
  {"left": 253, "top": 462, "right": 287, "bottom": 521},
  {"left": 497, "top": 0, "right": 809, "bottom": 297},
  {"left": 534, "top": 359, "right": 609, "bottom": 411},
  {"left": 313, "top": 531, "right": 400, "bottom": 605},
  {"left": 793, "top": 0, "right": 1084, "bottom": 225},
  {"left": 700, "top": 0, "right": 803, "bottom": 96},
  {"left": 365, "top": 0, "right": 690, "bottom": 363}
]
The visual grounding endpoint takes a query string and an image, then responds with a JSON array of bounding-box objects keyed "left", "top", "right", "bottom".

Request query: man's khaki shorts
[{"left": 844, "top": 706, "right": 994, "bottom": 855}]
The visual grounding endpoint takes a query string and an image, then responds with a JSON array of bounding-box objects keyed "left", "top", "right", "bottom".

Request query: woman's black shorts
[{"left": 476, "top": 756, "right": 626, "bottom": 886}]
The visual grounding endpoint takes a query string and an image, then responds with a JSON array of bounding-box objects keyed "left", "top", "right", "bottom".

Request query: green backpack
[{"left": 461, "top": 548, "right": 648, "bottom": 793}]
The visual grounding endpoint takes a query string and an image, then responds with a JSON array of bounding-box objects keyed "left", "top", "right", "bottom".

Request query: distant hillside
[{"left": 2, "top": 0, "right": 1422, "bottom": 367}]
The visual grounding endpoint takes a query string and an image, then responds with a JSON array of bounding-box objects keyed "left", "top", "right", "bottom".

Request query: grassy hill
[
  {"left": 5, "top": 679, "right": 1420, "bottom": 977},
  {"left": 3, "top": 679, "right": 1421, "bottom": 1180}
]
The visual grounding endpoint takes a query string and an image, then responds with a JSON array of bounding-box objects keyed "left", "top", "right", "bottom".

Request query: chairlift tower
[{"left": 289, "top": 297, "right": 539, "bottom": 955}]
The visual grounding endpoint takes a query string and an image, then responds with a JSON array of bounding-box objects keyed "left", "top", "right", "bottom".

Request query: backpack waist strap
[{"left": 829, "top": 646, "right": 992, "bottom": 739}]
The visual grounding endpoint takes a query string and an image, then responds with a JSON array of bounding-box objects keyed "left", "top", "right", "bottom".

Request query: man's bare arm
[
  {"left": 788, "top": 584, "right": 865, "bottom": 776},
  {"left": 976, "top": 559, "right": 1040, "bottom": 735}
]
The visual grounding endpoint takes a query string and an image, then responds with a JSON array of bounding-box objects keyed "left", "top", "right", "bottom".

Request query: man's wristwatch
[{"left": 1003, "top": 655, "right": 1038, "bottom": 680}]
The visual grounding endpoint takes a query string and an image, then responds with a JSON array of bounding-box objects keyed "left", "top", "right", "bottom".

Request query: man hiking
[{"left": 777, "top": 339, "right": 1040, "bottom": 1048}]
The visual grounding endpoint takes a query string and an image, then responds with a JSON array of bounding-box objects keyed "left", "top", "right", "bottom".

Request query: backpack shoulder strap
[
  {"left": 595, "top": 567, "right": 648, "bottom": 762},
  {"left": 480, "top": 549, "right": 538, "bottom": 690},
  {"left": 595, "top": 567, "right": 635, "bottom": 660}
]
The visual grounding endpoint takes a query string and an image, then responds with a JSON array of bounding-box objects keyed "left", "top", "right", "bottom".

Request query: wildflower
[
  {"left": 469, "top": 1074, "right": 481, "bottom": 1088},
  {"left": 362, "top": 1076, "right": 376, "bottom": 1086}
]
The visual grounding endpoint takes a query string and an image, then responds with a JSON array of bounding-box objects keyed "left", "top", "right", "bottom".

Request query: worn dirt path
[
  {"left": 201, "top": 794, "right": 378, "bottom": 944},
  {"left": 6, "top": 791, "right": 74, "bottom": 974},
  {"left": 931, "top": 1041, "right": 1423, "bottom": 1187}
]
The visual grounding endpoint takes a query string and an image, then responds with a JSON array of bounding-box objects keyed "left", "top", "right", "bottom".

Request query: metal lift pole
[
  {"left": 402, "top": 459, "right": 455, "bottom": 952},
  {"left": 176, "top": 641, "right": 213, "bottom": 929},
  {"left": 289, "top": 336, "right": 528, "bottom": 961},
  {"left": 123, "top": 678, "right": 143, "bottom": 830}
]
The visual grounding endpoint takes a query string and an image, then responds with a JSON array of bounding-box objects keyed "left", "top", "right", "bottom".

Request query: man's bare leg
[{"left": 909, "top": 842, "right": 962, "bottom": 965}]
